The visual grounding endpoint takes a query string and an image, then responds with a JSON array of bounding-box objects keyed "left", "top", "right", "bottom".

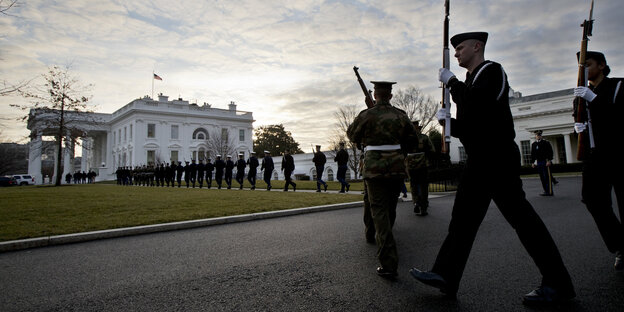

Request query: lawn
[{"left": 0, "top": 183, "right": 363, "bottom": 242}]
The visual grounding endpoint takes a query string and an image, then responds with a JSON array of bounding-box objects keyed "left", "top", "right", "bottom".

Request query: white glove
[
  {"left": 574, "top": 86, "right": 597, "bottom": 102},
  {"left": 436, "top": 108, "right": 448, "bottom": 123},
  {"left": 574, "top": 122, "right": 587, "bottom": 133},
  {"left": 439, "top": 68, "right": 456, "bottom": 85}
]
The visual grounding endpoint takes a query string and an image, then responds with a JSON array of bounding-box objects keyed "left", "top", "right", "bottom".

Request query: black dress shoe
[
  {"left": 409, "top": 269, "right": 452, "bottom": 295},
  {"left": 414, "top": 205, "right": 421, "bottom": 214},
  {"left": 346, "top": 184, "right": 350, "bottom": 192},
  {"left": 324, "top": 184, "right": 328, "bottom": 192},
  {"left": 376, "top": 267, "right": 397, "bottom": 278},
  {"left": 522, "top": 286, "right": 575, "bottom": 306},
  {"left": 366, "top": 232, "right": 376, "bottom": 244}
]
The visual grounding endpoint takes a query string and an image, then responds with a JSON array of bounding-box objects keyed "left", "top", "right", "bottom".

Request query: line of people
[{"left": 113, "top": 151, "right": 283, "bottom": 190}]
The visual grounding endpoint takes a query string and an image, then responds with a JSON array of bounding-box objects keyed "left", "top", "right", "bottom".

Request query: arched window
[
  {"left": 327, "top": 168, "right": 334, "bottom": 181},
  {"left": 273, "top": 171, "right": 278, "bottom": 180},
  {"left": 192, "top": 128, "right": 209, "bottom": 140}
]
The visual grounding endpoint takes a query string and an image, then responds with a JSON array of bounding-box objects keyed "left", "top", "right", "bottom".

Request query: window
[
  {"left": 147, "top": 150, "right": 155, "bottom": 164},
  {"left": 147, "top": 124, "right": 156, "bottom": 138},
  {"left": 520, "top": 140, "right": 531, "bottom": 166},
  {"left": 221, "top": 128, "right": 229, "bottom": 141},
  {"left": 192, "top": 128, "right": 208, "bottom": 140},
  {"left": 327, "top": 168, "right": 334, "bottom": 181},
  {"left": 171, "top": 125, "right": 179, "bottom": 139},
  {"left": 239, "top": 129, "right": 245, "bottom": 142},
  {"left": 458, "top": 146, "right": 467, "bottom": 163},
  {"left": 171, "top": 150, "right": 179, "bottom": 163}
]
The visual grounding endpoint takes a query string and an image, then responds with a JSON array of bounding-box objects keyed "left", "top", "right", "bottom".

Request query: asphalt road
[{"left": 1, "top": 176, "right": 623, "bottom": 311}]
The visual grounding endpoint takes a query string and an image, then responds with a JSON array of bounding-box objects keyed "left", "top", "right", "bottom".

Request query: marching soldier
[
  {"left": 214, "top": 155, "right": 225, "bottom": 189},
  {"left": 573, "top": 51, "right": 624, "bottom": 271},
  {"left": 347, "top": 80, "right": 414, "bottom": 278},
  {"left": 261, "top": 151, "right": 274, "bottom": 191},
  {"left": 405, "top": 120, "right": 435, "bottom": 216},
  {"left": 235, "top": 153, "right": 246, "bottom": 190},
  {"left": 247, "top": 152, "right": 259, "bottom": 190},
  {"left": 205, "top": 158, "right": 214, "bottom": 189},
  {"left": 197, "top": 159, "right": 205, "bottom": 188},
  {"left": 409, "top": 32, "right": 575, "bottom": 306},
  {"left": 312, "top": 145, "right": 328, "bottom": 192},
  {"left": 281, "top": 149, "right": 296, "bottom": 192},
  {"left": 176, "top": 161, "right": 184, "bottom": 187},
  {"left": 334, "top": 141, "right": 350, "bottom": 193},
  {"left": 225, "top": 155, "right": 234, "bottom": 189}
]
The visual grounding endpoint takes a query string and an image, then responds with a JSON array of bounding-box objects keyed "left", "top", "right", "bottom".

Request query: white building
[{"left": 27, "top": 94, "right": 254, "bottom": 184}]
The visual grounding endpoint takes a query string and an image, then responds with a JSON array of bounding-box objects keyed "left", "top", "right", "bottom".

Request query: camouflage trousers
[{"left": 366, "top": 177, "right": 402, "bottom": 271}]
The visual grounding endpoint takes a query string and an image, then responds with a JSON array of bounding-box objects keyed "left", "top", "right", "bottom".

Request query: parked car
[
  {"left": 12, "top": 174, "right": 35, "bottom": 186},
  {"left": 0, "top": 176, "right": 18, "bottom": 187}
]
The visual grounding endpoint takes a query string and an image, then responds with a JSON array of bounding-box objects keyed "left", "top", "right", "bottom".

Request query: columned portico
[{"left": 28, "top": 134, "right": 43, "bottom": 184}]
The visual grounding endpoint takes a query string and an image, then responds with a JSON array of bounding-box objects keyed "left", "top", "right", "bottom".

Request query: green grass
[{"left": 0, "top": 184, "right": 363, "bottom": 242}]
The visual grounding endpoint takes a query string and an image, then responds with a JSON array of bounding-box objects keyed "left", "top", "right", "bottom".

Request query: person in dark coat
[
  {"left": 235, "top": 154, "right": 247, "bottom": 190},
  {"left": 530, "top": 130, "right": 555, "bottom": 196},
  {"left": 176, "top": 161, "right": 184, "bottom": 187},
  {"left": 334, "top": 142, "right": 350, "bottom": 193},
  {"left": 225, "top": 155, "right": 234, "bottom": 189},
  {"left": 214, "top": 155, "right": 225, "bottom": 189},
  {"left": 197, "top": 159, "right": 205, "bottom": 188},
  {"left": 408, "top": 32, "right": 575, "bottom": 306},
  {"left": 247, "top": 152, "right": 259, "bottom": 190},
  {"left": 281, "top": 149, "right": 296, "bottom": 192},
  {"left": 312, "top": 145, "right": 328, "bottom": 192},
  {"left": 261, "top": 151, "right": 274, "bottom": 191},
  {"left": 573, "top": 51, "right": 624, "bottom": 271},
  {"left": 205, "top": 158, "right": 214, "bottom": 189}
]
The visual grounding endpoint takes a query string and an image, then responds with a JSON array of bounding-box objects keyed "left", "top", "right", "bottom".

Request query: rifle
[
  {"left": 575, "top": 0, "right": 596, "bottom": 160},
  {"left": 441, "top": 0, "right": 451, "bottom": 154},
  {"left": 353, "top": 66, "right": 375, "bottom": 108}
]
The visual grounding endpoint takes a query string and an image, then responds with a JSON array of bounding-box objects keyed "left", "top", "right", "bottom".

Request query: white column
[
  {"left": 28, "top": 134, "right": 43, "bottom": 184},
  {"left": 81, "top": 137, "right": 90, "bottom": 172},
  {"left": 62, "top": 134, "right": 72, "bottom": 183},
  {"left": 564, "top": 133, "right": 575, "bottom": 164}
]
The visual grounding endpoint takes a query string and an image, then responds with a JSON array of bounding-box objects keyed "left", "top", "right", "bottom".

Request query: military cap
[
  {"left": 251, "top": 151, "right": 256, "bottom": 154},
  {"left": 577, "top": 51, "right": 606, "bottom": 63},
  {"left": 370, "top": 81, "right": 397, "bottom": 91},
  {"left": 226, "top": 155, "right": 232, "bottom": 158},
  {"left": 264, "top": 150, "right": 270, "bottom": 154},
  {"left": 216, "top": 154, "right": 222, "bottom": 157},
  {"left": 315, "top": 145, "right": 321, "bottom": 149},
  {"left": 534, "top": 130, "right": 543, "bottom": 135},
  {"left": 450, "top": 32, "right": 488, "bottom": 48}
]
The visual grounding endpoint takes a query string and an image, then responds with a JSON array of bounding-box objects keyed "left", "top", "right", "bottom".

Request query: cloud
[{"left": 1, "top": 0, "right": 623, "bottom": 149}]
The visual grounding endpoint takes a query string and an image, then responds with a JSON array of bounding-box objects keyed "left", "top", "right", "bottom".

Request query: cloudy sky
[{"left": 1, "top": 0, "right": 622, "bottom": 149}]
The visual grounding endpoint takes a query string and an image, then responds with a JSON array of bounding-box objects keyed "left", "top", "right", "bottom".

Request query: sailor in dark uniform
[
  {"left": 205, "top": 158, "right": 214, "bottom": 189},
  {"left": 235, "top": 153, "right": 247, "bottom": 190},
  {"left": 214, "top": 155, "right": 225, "bottom": 189},
  {"left": 409, "top": 32, "right": 575, "bottom": 306},
  {"left": 225, "top": 155, "right": 234, "bottom": 189},
  {"left": 261, "top": 151, "right": 274, "bottom": 190},
  {"left": 247, "top": 152, "right": 259, "bottom": 190},
  {"left": 197, "top": 159, "right": 205, "bottom": 188},
  {"left": 573, "top": 51, "right": 624, "bottom": 271}
]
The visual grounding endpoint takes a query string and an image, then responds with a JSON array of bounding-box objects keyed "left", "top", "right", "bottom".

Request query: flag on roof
[{"left": 153, "top": 73, "right": 162, "bottom": 81}]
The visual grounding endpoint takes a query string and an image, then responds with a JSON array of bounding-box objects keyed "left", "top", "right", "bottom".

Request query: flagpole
[{"left": 152, "top": 70, "right": 154, "bottom": 100}]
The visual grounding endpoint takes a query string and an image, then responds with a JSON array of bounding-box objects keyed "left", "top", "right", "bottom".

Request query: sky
[{"left": 1, "top": 0, "right": 623, "bottom": 149}]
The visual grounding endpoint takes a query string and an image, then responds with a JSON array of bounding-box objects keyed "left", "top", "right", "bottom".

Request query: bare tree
[
  {"left": 392, "top": 85, "right": 438, "bottom": 134},
  {"left": 11, "top": 65, "right": 94, "bottom": 186},
  {"left": 330, "top": 103, "right": 364, "bottom": 179},
  {"left": 0, "top": 0, "right": 18, "bottom": 16},
  {"left": 207, "top": 129, "right": 237, "bottom": 159}
]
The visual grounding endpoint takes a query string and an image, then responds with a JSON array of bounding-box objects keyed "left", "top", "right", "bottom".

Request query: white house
[{"left": 27, "top": 94, "right": 254, "bottom": 184}]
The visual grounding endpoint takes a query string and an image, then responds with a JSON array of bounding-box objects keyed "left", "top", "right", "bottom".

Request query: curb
[{"left": 0, "top": 201, "right": 363, "bottom": 253}]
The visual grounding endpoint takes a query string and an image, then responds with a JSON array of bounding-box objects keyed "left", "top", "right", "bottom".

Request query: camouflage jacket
[
  {"left": 405, "top": 132, "right": 435, "bottom": 170},
  {"left": 347, "top": 100, "right": 414, "bottom": 179}
]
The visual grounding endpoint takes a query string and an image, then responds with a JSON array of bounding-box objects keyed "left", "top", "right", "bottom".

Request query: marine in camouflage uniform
[
  {"left": 405, "top": 120, "right": 435, "bottom": 216},
  {"left": 347, "top": 80, "right": 414, "bottom": 278}
]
